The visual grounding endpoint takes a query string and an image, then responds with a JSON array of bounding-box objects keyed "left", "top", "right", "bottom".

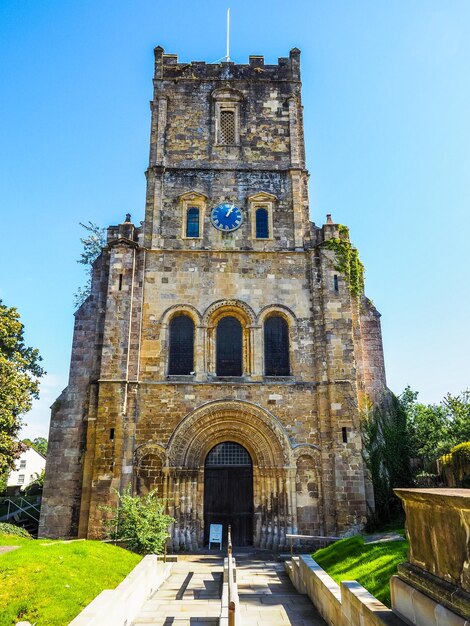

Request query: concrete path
[
  {"left": 0, "top": 545, "right": 20, "bottom": 554},
  {"left": 132, "top": 553, "right": 326, "bottom": 626}
]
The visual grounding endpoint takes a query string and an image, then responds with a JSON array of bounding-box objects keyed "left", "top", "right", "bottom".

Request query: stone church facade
[{"left": 39, "top": 47, "right": 387, "bottom": 548}]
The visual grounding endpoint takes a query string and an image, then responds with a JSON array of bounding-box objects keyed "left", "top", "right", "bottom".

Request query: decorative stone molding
[
  {"left": 248, "top": 192, "right": 276, "bottom": 241},
  {"left": 178, "top": 191, "right": 207, "bottom": 240},
  {"left": 256, "top": 303, "right": 297, "bottom": 326},
  {"left": 159, "top": 304, "right": 203, "bottom": 327},
  {"left": 203, "top": 299, "right": 256, "bottom": 326},
  {"left": 292, "top": 442, "right": 321, "bottom": 460},
  {"left": 134, "top": 442, "right": 167, "bottom": 465},
  {"left": 166, "top": 399, "right": 292, "bottom": 468}
]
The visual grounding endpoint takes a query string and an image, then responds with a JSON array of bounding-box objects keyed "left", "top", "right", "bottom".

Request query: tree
[
  {"left": 22, "top": 436, "right": 48, "bottom": 457},
  {"left": 73, "top": 221, "right": 106, "bottom": 309},
  {"left": 24, "top": 469, "right": 45, "bottom": 495},
  {"left": 102, "top": 489, "right": 174, "bottom": 554},
  {"left": 0, "top": 301, "right": 45, "bottom": 474},
  {"left": 444, "top": 391, "right": 470, "bottom": 446},
  {"left": 361, "top": 393, "right": 413, "bottom": 526},
  {"left": 403, "top": 386, "right": 470, "bottom": 468}
]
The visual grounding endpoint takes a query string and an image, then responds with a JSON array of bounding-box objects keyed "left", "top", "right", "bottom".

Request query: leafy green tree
[
  {"left": 0, "top": 470, "right": 9, "bottom": 494},
  {"left": 73, "top": 221, "right": 106, "bottom": 309},
  {"left": 24, "top": 469, "right": 45, "bottom": 495},
  {"left": 402, "top": 386, "right": 470, "bottom": 468},
  {"left": 102, "top": 489, "right": 174, "bottom": 554},
  {"left": 22, "top": 436, "right": 48, "bottom": 457},
  {"left": 444, "top": 391, "right": 470, "bottom": 446},
  {"left": 0, "top": 301, "right": 45, "bottom": 474}
]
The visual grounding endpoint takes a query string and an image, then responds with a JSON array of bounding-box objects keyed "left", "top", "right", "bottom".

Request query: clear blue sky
[{"left": 1, "top": 0, "right": 469, "bottom": 439}]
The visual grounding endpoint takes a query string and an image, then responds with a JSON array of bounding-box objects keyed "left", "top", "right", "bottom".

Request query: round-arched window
[
  {"left": 216, "top": 316, "right": 242, "bottom": 376},
  {"left": 205, "top": 442, "right": 252, "bottom": 466},
  {"left": 168, "top": 314, "right": 194, "bottom": 375},
  {"left": 264, "top": 315, "right": 290, "bottom": 375}
]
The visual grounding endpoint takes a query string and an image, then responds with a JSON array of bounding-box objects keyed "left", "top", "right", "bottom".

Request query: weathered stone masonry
[{"left": 39, "top": 47, "right": 387, "bottom": 547}]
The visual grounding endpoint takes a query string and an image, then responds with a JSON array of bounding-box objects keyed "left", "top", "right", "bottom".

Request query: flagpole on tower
[{"left": 226, "top": 8, "right": 231, "bottom": 62}]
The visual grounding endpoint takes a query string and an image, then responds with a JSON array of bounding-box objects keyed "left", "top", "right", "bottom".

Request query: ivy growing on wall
[{"left": 322, "top": 224, "right": 365, "bottom": 300}]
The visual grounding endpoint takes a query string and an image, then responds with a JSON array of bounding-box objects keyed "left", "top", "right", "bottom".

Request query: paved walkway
[
  {"left": 132, "top": 553, "right": 326, "bottom": 626},
  {"left": 236, "top": 555, "right": 325, "bottom": 626}
]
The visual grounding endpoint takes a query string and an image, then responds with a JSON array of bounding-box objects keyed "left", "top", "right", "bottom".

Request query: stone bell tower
[{"left": 39, "top": 47, "right": 387, "bottom": 548}]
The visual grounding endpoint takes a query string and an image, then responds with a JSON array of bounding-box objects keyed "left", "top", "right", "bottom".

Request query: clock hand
[{"left": 225, "top": 204, "right": 234, "bottom": 217}]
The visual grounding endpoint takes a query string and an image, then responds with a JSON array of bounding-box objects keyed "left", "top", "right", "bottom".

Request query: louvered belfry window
[
  {"left": 168, "top": 314, "right": 194, "bottom": 375},
  {"left": 219, "top": 110, "right": 235, "bottom": 144},
  {"left": 264, "top": 316, "right": 290, "bottom": 375},
  {"left": 255, "top": 207, "right": 269, "bottom": 238},
  {"left": 186, "top": 207, "right": 200, "bottom": 238},
  {"left": 216, "top": 316, "right": 242, "bottom": 376}
]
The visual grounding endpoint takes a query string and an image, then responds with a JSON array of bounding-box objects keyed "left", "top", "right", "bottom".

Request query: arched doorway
[{"left": 204, "top": 442, "right": 253, "bottom": 546}]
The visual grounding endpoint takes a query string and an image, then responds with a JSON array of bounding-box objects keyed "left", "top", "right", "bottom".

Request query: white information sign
[{"left": 209, "top": 524, "right": 223, "bottom": 549}]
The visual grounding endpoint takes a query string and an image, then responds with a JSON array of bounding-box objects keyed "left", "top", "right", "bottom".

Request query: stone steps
[{"left": 132, "top": 554, "right": 326, "bottom": 626}]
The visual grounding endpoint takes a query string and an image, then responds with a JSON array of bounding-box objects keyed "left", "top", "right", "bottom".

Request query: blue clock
[{"left": 210, "top": 202, "right": 243, "bottom": 232}]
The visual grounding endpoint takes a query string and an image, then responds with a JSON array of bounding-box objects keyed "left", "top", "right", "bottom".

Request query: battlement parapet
[{"left": 153, "top": 46, "right": 301, "bottom": 82}]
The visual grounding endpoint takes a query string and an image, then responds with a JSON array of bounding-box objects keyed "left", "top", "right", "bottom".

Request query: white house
[{"left": 7, "top": 447, "right": 46, "bottom": 490}]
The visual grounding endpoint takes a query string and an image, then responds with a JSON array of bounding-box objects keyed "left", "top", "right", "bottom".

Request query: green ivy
[{"left": 322, "top": 224, "right": 365, "bottom": 300}]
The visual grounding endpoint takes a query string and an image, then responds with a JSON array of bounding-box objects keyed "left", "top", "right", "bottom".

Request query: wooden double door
[{"left": 204, "top": 465, "right": 254, "bottom": 547}]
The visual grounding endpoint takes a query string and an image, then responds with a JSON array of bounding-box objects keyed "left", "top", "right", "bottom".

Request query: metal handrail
[
  {"left": 227, "top": 525, "right": 238, "bottom": 626},
  {"left": 220, "top": 525, "right": 239, "bottom": 626},
  {"left": 18, "top": 496, "right": 41, "bottom": 513},
  {"left": 0, "top": 498, "right": 40, "bottom": 523}
]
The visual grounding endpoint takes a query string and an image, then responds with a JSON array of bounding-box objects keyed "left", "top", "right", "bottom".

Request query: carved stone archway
[{"left": 164, "top": 400, "right": 298, "bottom": 550}]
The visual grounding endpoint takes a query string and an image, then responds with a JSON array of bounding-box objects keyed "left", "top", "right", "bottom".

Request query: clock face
[{"left": 210, "top": 203, "right": 243, "bottom": 232}]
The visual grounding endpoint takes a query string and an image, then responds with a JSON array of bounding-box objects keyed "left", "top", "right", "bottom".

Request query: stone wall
[{"left": 286, "top": 555, "right": 406, "bottom": 626}]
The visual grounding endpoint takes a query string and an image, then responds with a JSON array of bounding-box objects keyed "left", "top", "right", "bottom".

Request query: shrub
[
  {"left": 102, "top": 489, "right": 174, "bottom": 554},
  {"left": 450, "top": 442, "right": 470, "bottom": 487},
  {"left": 438, "top": 442, "right": 470, "bottom": 487},
  {"left": 0, "top": 522, "right": 31, "bottom": 538}
]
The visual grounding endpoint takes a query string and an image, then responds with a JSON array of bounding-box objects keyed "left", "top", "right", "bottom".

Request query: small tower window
[
  {"left": 180, "top": 192, "right": 206, "bottom": 240},
  {"left": 219, "top": 110, "right": 235, "bottom": 144},
  {"left": 255, "top": 208, "right": 269, "bottom": 239},
  {"left": 334, "top": 275, "right": 339, "bottom": 292},
  {"left": 264, "top": 316, "right": 290, "bottom": 375},
  {"left": 186, "top": 207, "right": 200, "bottom": 238},
  {"left": 168, "top": 314, "right": 195, "bottom": 375},
  {"left": 249, "top": 194, "right": 275, "bottom": 241}
]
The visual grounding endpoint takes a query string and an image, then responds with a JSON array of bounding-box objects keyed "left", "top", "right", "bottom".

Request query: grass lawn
[
  {"left": 313, "top": 534, "right": 408, "bottom": 607},
  {"left": 0, "top": 533, "right": 141, "bottom": 626}
]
